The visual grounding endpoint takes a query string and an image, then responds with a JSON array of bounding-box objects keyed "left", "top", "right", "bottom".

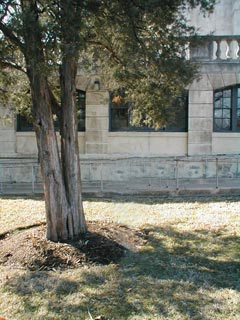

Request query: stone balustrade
[{"left": 189, "top": 36, "right": 240, "bottom": 61}]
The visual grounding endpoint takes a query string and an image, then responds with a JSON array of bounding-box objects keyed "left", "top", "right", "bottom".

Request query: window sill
[
  {"left": 16, "top": 132, "right": 86, "bottom": 136},
  {"left": 108, "top": 131, "right": 188, "bottom": 137},
  {"left": 213, "top": 132, "right": 240, "bottom": 138}
]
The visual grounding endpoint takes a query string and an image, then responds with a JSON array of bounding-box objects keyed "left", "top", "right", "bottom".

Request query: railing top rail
[{"left": 191, "top": 35, "right": 240, "bottom": 40}]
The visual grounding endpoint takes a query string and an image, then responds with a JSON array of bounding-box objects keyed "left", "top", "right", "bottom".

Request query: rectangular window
[
  {"left": 17, "top": 90, "right": 86, "bottom": 132},
  {"left": 76, "top": 90, "right": 86, "bottom": 131},
  {"left": 17, "top": 113, "right": 34, "bottom": 132},
  {"left": 213, "top": 86, "right": 240, "bottom": 132},
  {"left": 109, "top": 91, "right": 188, "bottom": 132}
]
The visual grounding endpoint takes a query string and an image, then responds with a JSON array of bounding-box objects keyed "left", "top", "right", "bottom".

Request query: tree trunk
[
  {"left": 59, "top": 0, "right": 87, "bottom": 237},
  {"left": 59, "top": 54, "right": 87, "bottom": 237},
  {"left": 21, "top": 0, "right": 87, "bottom": 241},
  {"left": 31, "top": 76, "right": 70, "bottom": 241}
]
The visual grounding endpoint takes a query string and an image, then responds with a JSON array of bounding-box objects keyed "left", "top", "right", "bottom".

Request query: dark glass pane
[
  {"left": 237, "top": 98, "right": 240, "bottom": 109},
  {"left": 214, "top": 98, "right": 222, "bottom": 109},
  {"left": 223, "top": 89, "right": 231, "bottom": 98},
  {"left": 165, "top": 94, "right": 188, "bottom": 131},
  {"left": 214, "top": 118, "right": 222, "bottom": 130},
  {"left": 237, "top": 88, "right": 240, "bottom": 98},
  {"left": 77, "top": 108, "right": 85, "bottom": 131},
  {"left": 111, "top": 108, "right": 128, "bottom": 130},
  {"left": 222, "top": 109, "right": 230, "bottom": 119},
  {"left": 110, "top": 90, "right": 188, "bottom": 131},
  {"left": 215, "top": 91, "right": 223, "bottom": 100},
  {"left": 237, "top": 110, "right": 240, "bottom": 129},
  {"left": 222, "top": 118, "right": 230, "bottom": 130},
  {"left": 76, "top": 90, "right": 86, "bottom": 131},
  {"left": 214, "top": 109, "right": 222, "bottom": 118},
  {"left": 237, "top": 119, "right": 240, "bottom": 128},
  {"left": 17, "top": 114, "right": 34, "bottom": 132},
  {"left": 223, "top": 98, "right": 231, "bottom": 109}
]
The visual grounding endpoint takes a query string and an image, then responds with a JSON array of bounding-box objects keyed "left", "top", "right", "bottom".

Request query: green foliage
[{"left": 0, "top": 0, "right": 216, "bottom": 127}]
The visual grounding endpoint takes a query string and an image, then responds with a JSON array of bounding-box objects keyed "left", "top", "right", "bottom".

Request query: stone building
[{"left": 0, "top": 0, "right": 240, "bottom": 194}]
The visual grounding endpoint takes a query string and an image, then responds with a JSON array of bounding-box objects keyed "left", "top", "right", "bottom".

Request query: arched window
[{"left": 213, "top": 85, "right": 240, "bottom": 132}]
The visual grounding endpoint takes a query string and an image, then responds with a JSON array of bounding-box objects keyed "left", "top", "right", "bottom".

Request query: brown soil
[{"left": 0, "top": 221, "right": 147, "bottom": 271}]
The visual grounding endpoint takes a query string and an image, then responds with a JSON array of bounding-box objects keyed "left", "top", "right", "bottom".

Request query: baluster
[
  {"left": 215, "top": 39, "right": 221, "bottom": 60},
  {"left": 208, "top": 39, "right": 214, "bottom": 60},
  {"left": 237, "top": 39, "right": 240, "bottom": 59},
  {"left": 226, "top": 39, "right": 233, "bottom": 59}
]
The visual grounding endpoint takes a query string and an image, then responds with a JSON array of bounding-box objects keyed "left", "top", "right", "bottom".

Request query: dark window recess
[
  {"left": 109, "top": 92, "right": 188, "bottom": 132},
  {"left": 17, "top": 113, "right": 34, "bottom": 132},
  {"left": 17, "top": 90, "right": 86, "bottom": 132},
  {"left": 76, "top": 90, "right": 86, "bottom": 131},
  {"left": 213, "top": 85, "right": 240, "bottom": 132}
]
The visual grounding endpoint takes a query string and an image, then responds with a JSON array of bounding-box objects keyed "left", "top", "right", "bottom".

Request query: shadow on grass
[
  {"left": 2, "top": 193, "right": 240, "bottom": 204},
  {"left": 4, "top": 225, "right": 240, "bottom": 320}
]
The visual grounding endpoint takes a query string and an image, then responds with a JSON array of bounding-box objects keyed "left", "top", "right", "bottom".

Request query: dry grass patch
[{"left": 0, "top": 195, "right": 240, "bottom": 320}]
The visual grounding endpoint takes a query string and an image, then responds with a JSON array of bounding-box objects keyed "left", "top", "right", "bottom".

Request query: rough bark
[
  {"left": 30, "top": 75, "right": 70, "bottom": 241},
  {"left": 21, "top": 0, "right": 87, "bottom": 241},
  {"left": 59, "top": 55, "right": 87, "bottom": 237},
  {"left": 59, "top": 0, "right": 87, "bottom": 237}
]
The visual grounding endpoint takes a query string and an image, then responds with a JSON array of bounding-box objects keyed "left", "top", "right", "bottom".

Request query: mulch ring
[{"left": 0, "top": 221, "right": 148, "bottom": 271}]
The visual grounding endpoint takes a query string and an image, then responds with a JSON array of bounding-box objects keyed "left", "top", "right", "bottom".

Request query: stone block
[
  {"left": 189, "top": 74, "right": 213, "bottom": 91},
  {"left": 236, "top": 72, "right": 240, "bottom": 84},
  {"left": 207, "top": 73, "right": 224, "bottom": 90},
  {"left": 188, "top": 131, "right": 212, "bottom": 144},
  {"left": 75, "top": 75, "right": 90, "bottom": 91},
  {"left": 16, "top": 134, "right": 37, "bottom": 154},
  {"left": 149, "top": 136, "right": 187, "bottom": 156},
  {"left": 180, "top": 162, "right": 205, "bottom": 178},
  {"left": 86, "top": 105, "right": 109, "bottom": 117},
  {"left": 189, "top": 118, "right": 213, "bottom": 131},
  {"left": 189, "top": 90, "right": 213, "bottom": 104},
  {"left": 86, "top": 116, "right": 108, "bottom": 131},
  {"left": 0, "top": 130, "right": 15, "bottom": 142},
  {"left": 108, "top": 136, "right": 148, "bottom": 155},
  {"left": 86, "top": 91, "right": 109, "bottom": 105},
  {"left": 0, "top": 141, "right": 16, "bottom": 155},
  {"left": 188, "top": 144, "right": 212, "bottom": 156},
  {"left": 86, "top": 142, "right": 108, "bottom": 154},
  {"left": 212, "top": 133, "right": 240, "bottom": 155},
  {"left": 222, "top": 73, "right": 237, "bottom": 87},
  {"left": 189, "top": 104, "right": 213, "bottom": 118},
  {"left": 85, "top": 130, "right": 108, "bottom": 143},
  {"left": 77, "top": 134, "right": 86, "bottom": 154}
]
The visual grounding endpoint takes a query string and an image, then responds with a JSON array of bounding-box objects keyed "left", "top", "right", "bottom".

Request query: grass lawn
[{"left": 0, "top": 195, "right": 240, "bottom": 320}]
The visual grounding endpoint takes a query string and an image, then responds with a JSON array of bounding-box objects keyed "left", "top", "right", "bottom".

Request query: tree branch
[
  {"left": 0, "top": 1, "right": 13, "bottom": 22},
  {"left": 0, "top": 59, "right": 26, "bottom": 73},
  {"left": 47, "top": 84, "right": 61, "bottom": 116},
  {"left": 0, "top": 21, "right": 25, "bottom": 52},
  {"left": 88, "top": 40, "right": 124, "bottom": 65}
]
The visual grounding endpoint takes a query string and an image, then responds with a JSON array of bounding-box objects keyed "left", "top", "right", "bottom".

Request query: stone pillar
[
  {"left": 85, "top": 90, "right": 109, "bottom": 154},
  {"left": 232, "top": 0, "right": 240, "bottom": 35},
  {"left": 188, "top": 75, "right": 213, "bottom": 156},
  {"left": 0, "top": 106, "right": 16, "bottom": 157}
]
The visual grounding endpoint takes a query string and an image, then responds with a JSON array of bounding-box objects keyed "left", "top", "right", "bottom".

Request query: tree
[{"left": 0, "top": 0, "right": 215, "bottom": 241}]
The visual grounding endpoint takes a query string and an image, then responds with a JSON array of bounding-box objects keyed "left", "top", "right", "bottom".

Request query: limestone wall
[
  {"left": 0, "top": 1, "right": 240, "bottom": 159},
  {"left": 0, "top": 107, "right": 16, "bottom": 157},
  {"left": 188, "top": 0, "right": 239, "bottom": 35},
  {"left": 1, "top": 63, "right": 240, "bottom": 158}
]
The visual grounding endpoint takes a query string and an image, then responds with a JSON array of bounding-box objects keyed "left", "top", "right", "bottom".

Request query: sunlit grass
[{"left": 0, "top": 195, "right": 240, "bottom": 319}]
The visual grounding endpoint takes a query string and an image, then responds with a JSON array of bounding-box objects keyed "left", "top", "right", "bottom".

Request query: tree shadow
[
  {"left": 84, "top": 193, "right": 240, "bottom": 205},
  {"left": 3, "top": 224, "right": 240, "bottom": 319}
]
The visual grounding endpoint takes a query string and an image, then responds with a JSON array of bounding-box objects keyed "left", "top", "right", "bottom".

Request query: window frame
[
  {"left": 16, "top": 90, "right": 86, "bottom": 132},
  {"left": 109, "top": 91, "right": 188, "bottom": 132},
  {"left": 213, "top": 85, "right": 240, "bottom": 133}
]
